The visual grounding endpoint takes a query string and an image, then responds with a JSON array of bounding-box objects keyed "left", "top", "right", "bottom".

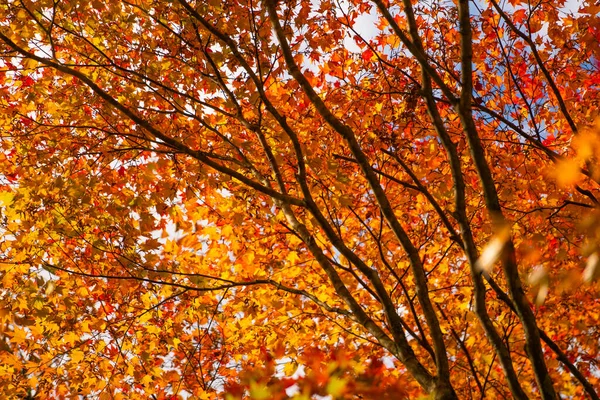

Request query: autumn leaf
[
  {"left": 475, "top": 225, "right": 511, "bottom": 274},
  {"left": 326, "top": 376, "right": 347, "bottom": 397},
  {"left": 70, "top": 349, "right": 85, "bottom": 364},
  {"left": 551, "top": 159, "right": 581, "bottom": 187},
  {"left": 583, "top": 253, "right": 600, "bottom": 283},
  {"left": 0, "top": 191, "right": 13, "bottom": 207},
  {"left": 0, "top": 0, "right": 598, "bottom": 399}
]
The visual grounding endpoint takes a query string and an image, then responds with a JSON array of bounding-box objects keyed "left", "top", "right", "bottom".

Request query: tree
[{"left": 0, "top": 0, "right": 599, "bottom": 398}]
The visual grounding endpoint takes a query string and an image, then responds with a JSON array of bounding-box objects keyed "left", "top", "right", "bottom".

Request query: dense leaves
[{"left": 0, "top": 0, "right": 599, "bottom": 398}]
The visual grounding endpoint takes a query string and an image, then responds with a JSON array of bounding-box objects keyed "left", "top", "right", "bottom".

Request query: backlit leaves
[{"left": 0, "top": 0, "right": 598, "bottom": 399}]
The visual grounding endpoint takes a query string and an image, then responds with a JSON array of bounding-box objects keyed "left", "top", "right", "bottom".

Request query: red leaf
[
  {"left": 21, "top": 76, "right": 34, "bottom": 87},
  {"left": 362, "top": 49, "right": 374, "bottom": 62}
]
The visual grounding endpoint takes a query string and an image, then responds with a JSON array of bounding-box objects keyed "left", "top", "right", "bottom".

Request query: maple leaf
[{"left": 0, "top": 0, "right": 598, "bottom": 399}]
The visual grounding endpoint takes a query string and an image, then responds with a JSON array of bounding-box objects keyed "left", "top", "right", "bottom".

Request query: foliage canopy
[{"left": 0, "top": 0, "right": 600, "bottom": 398}]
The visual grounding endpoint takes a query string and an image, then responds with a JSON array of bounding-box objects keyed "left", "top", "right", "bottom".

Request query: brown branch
[
  {"left": 436, "top": 304, "right": 484, "bottom": 396},
  {"left": 371, "top": 0, "right": 458, "bottom": 105},
  {"left": 173, "top": 6, "right": 430, "bottom": 374},
  {"left": 460, "top": 45, "right": 556, "bottom": 400},
  {"left": 39, "top": 260, "right": 353, "bottom": 317},
  {"left": 265, "top": 0, "right": 442, "bottom": 392},
  {"left": 489, "top": 0, "right": 577, "bottom": 134},
  {"left": 483, "top": 274, "right": 600, "bottom": 400},
  {"left": 0, "top": 33, "right": 305, "bottom": 209},
  {"left": 370, "top": 0, "right": 529, "bottom": 395}
]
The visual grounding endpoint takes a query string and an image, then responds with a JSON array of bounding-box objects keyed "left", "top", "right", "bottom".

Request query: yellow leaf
[
  {"left": 10, "top": 327, "right": 28, "bottom": 345},
  {"left": 139, "top": 312, "right": 152, "bottom": 324},
  {"left": 30, "top": 323, "right": 44, "bottom": 337},
  {"left": 284, "top": 360, "right": 298, "bottom": 376},
  {"left": 28, "top": 376, "right": 39, "bottom": 390},
  {"left": 286, "top": 251, "right": 300, "bottom": 265},
  {"left": 552, "top": 159, "right": 581, "bottom": 187},
  {"left": 0, "top": 191, "right": 14, "bottom": 207},
  {"left": 146, "top": 325, "right": 160, "bottom": 334},
  {"left": 221, "top": 224, "right": 233, "bottom": 238},
  {"left": 528, "top": 267, "right": 548, "bottom": 286},
  {"left": 203, "top": 226, "right": 219, "bottom": 240},
  {"left": 465, "top": 336, "right": 476, "bottom": 348},
  {"left": 92, "top": 36, "right": 103, "bottom": 47},
  {"left": 45, "top": 322, "right": 60, "bottom": 334},
  {"left": 63, "top": 331, "right": 80, "bottom": 345},
  {"left": 528, "top": 267, "right": 550, "bottom": 305},
  {"left": 475, "top": 226, "right": 511, "bottom": 273},
  {"left": 33, "top": 299, "right": 44, "bottom": 310},
  {"left": 534, "top": 283, "right": 549, "bottom": 305},
  {"left": 71, "top": 349, "right": 85, "bottom": 364},
  {"left": 45, "top": 281, "right": 56, "bottom": 295},
  {"left": 326, "top": 376, "right": 347, "bottom": 397},
  {"left": 249, "top": 380, "right": 271, "bottom": 400},
  {"left": 141, "top": 374, "right": 153, "bottom": 386},
  {"left": 583, "top": 252, "right": 600, "bottom": 283},
  {"left": 198, "top": 391, "right": 211, "bottom": 400}
]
